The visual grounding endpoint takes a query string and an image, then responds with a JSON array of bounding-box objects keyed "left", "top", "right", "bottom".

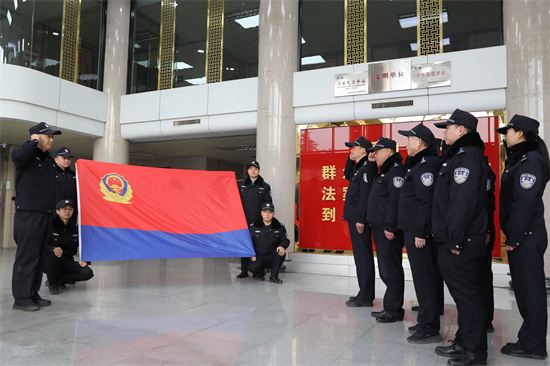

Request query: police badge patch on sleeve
[
  {"left": 520, "top": 173, "right": 536, "bottom": 189},
  {"left": 454, "top": 167, "right": 470, "bottom": 184},
  {"left": 393, "top": 176, "right": 404, "bottom": 188},
  {"left": 421, "top": 172, "right": 434, "bottom": 186},
  {"left": 363, "top": 173, "right": 368, "bottom": 183},
  {"left": 486, "top": 179, "right": 491, "bottom": 191}
]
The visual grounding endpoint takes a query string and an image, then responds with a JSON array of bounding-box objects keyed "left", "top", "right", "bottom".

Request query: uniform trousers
[
  {"left": 404, "top": 230, "right": 441, "bottom": 334},
  {"left": 12, "top": 211, "right": 52, "bottom": 302},
  {"left": 481, "top": 224, "right": 495, "bottom": 328},
  {"left": 508, "top": 228, "right": 548, "bottom": 355},
  {"left": 347, "top": 221, "right": 375, "bottom": 302},
  {"left": 372, "top": 228, "right": 405, "bottom": 316},
  {"left": 45, "top": 254, "right": 94, "bottom": 285},
  {"left": 248, "top": 252, "right": 286, "bottom": 278},
  {"left": 438, "top": 238, "right": 487, "bottom": 359}
]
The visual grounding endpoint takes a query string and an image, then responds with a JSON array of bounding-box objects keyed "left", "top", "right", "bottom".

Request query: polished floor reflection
[{"left": 0, "top": 248, "right": 548, "bottom": 365}]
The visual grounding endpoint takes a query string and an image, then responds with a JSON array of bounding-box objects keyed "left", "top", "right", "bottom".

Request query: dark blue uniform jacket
[
  {"left": 500, "top": 140, "right": 548, "bottom": 248},
  {"left": 249, "top": 218, "right": 290, "bottom": 256},
  {"left": 238, "top": 175, "right": 272, "bottom": 224},
  {"left": 49, "top": 215, "right": 79, "bottom": 258},
  {"left": 55, "top": 164, "right": 78, "bottom": 212},
  {"left": 432, "top": 132, "right": 488, "bottom": 251},
  {"left": 343, "top": 156, "right": 378, "bottom": 224},
  {"left": 398, "top": 149, "right": 441, "bottom": 238},
  {"left": 367, "top": 152, "right": 406, "bottom": 232}
]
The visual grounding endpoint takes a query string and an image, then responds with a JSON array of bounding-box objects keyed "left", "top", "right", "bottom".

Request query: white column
[
  {"left": 504, "top": 0, "right": 550, "bottom": 274},
  {"left": 93, "top": 0, "right": 131, "bottom": 164},
  {"left": 257, "top": 0, "right": 299, "bottom": 248}
]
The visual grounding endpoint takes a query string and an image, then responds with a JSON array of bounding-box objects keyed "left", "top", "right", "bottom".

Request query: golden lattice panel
[
  {"left": 345, "top": 0, "right": 366, "bottom": 65},
  {"left": 158, "top": 0, "right": 177, "bottom": 90},
  {"left": 60, "top": 0, "right": 81, "bottom": 82},
  {"left": 417, "top": 0, "right": 442, "bottom": 56},
  {"left": 206, "top": 0, "right": 224, "bottom": 83}
]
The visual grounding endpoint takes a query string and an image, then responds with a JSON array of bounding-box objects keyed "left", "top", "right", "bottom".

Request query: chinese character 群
[{"left": 321, "top": 165, "right": 337, "bottom": 180}]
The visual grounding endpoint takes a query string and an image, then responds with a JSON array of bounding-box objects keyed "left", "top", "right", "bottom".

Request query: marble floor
[{"left": 0, "top": 248, "right": 548, "bottom": 365}]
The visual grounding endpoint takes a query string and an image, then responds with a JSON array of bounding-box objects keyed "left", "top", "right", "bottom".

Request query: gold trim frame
[
  {"left": 417, "top": 0, "right": 442, "bottom": 56},
  {"left": 206, "top": 0, "right": 224, "bottom": 83},
  {"left": 158, "top": 0, "right": 177, "bottom": 90},
  {"left": 344, "top": 0, "right": 367, "bottom": 65},
  {"left": 60, "top": 0, "right": 82, "bottom": 82}
]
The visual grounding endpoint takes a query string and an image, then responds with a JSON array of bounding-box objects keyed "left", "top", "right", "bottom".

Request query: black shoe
[
  {"left": 13, "top": 300, "right": 40, "bottom": 311},
  {"left": 48, "top": 284, "right": 60, "bottom": 294},
  {"left": 408, "top": 324, "right": 418, "bottom": 334},
  {"left": 253, "top": 275, "right": 265, "bottom": 281},
  {"left": 345, "top": 298, "right": 373, "bottom": 307},
  {"left": 447, "top": 350, "right": 486, "bottom": 365},
  {"left": 411, "top": 305, "right": 420, "bottom": 312},
  {"left": 486, "top": 323, "right": 495, "bottom": 333},
  {"left": 32, "top": 297, "right": 52, "bottom": 307},
  {"left": 407, "top": 332, "right": 442, "bottom": 344},
  {"left": 371, "top": 309, "right": 387, "bottom": 318},
  {"left": 501, "top": 342, "right": 547, "bottom": 360},
  {"left": 436, "top": 340, "right": 464, "bottom": 357},
  {"left": 376, "top": 313, "right": 403, "bottom": 323},
  {"left": 269, "top": 277, "right": 283, "bottom": 284},
  {"left": 236, "top": 271, "right": 249, "bottom": 279}
]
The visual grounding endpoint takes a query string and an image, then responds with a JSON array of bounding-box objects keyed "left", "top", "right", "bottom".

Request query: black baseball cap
[
  {"left": 56, "top": 199, "right": 75, "bottom": 210},
  {"left": 261, "top": 202, "right": 274, "bottom": 212},
  {"left": 345, "top": 136, "right": 372, "bottom": 150},
  {"left": 434, "top": 109, "right": 478, "bottom": 132},
  {"left": 29, "top": 122, "right": 61, "bottom": 136},
  {"left": 247, "top": 161, "right": 260, "bottom": 169},
  {"left": 398, "top": 124, "right": 435, "bottom": 146},
  {"left": 55, "top": 147, "right": 74, "bottom": 157},
  {"left": 367, "top": 137, "right": 397, "bottom": 151},
  {"left": 495, "top": 114, "right": 539, "bottom": 134}
]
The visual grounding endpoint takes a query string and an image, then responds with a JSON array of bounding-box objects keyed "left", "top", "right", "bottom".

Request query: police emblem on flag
[
  {"left": 393, "top": 176, "right": 404, "bottom": 188},
  {"left": 520, "top": 173, "right": 536, "bottom": 189},
  {"left": 454, "top": 167, "right": 470, "bottom": 184},
  {"left": 421, "top": 172, "right": 434, "bottom": 186},
  {"left": 100, "top": 173, "right": 133, "bottom": 204}
]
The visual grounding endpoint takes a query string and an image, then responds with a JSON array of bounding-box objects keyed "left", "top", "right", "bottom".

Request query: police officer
[
  {"left": 54, "top": 147, "right": 77, "bottom": 213},
  {"left": 397, "top": 124, "right": 443, "bottom": 343},
  {"left": 366, "top": 137, "right": 406, "bottom": 322},
  {"left": 236, "top": 161, "right": 272, "bottom": 279},
  {"left": 343, "top": 136, "right": 378, "bottom": 307},
  {"left": 496, "top": 115, "right": 548, "bottom": 360},
  {"left": 12, "top": 122, "right": 61, "bottom": 311},
  {"left": 46, "top": 200, "right": 93, "bottom": 294},
  {"left": 432, "top": 109, "right": 488, "bottom": 365},
  {"left": 248, "top": 202, "right": 289, "bottom": 284}
]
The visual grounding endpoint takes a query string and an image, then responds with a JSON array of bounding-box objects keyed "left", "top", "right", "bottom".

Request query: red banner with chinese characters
[{"left": 298, "top": 118, "right": 502, "bottom": 258}]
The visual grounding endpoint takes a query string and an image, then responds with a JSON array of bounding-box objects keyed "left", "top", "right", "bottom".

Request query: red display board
[{"left": 298, "top": 118, "right": 502, "bottom": 258}]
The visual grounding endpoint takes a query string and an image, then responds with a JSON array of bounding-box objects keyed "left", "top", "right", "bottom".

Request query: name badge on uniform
[
  {"left": 520, "top": 173, "right": 536, "bottom": 189},
  {"left": 393, "top": 176, "right": 404, "bottom": 188},
  {"left": 421, "top": 172, "right": 434, "bottom": 186},
  {"left": 454, "top": 167, "right": 470, "bottom": 184}
]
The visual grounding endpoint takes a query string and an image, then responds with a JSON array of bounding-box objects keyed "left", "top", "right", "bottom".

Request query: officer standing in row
[
  {"left": 236, "top": 161, "right": 272, "bottom": 279},
  {"left": 46, "top": 199, "right": 93, "bottom": 294},
  {"left": 482, "top": 157, "right": 496, "bottom": 333},
  {"left": 54, "top": 147, "right": 78, "bottom": 213},
  {"left": 432, "top": 109, "right": 488, "bottom": 366},
  {"left": 12, "top": 122, "right": 61, "bottom": 311},
  {"left": 366, "top": 137, "right": 406, "bottom": 323},
  {"left": 248, "top": 202, "right": 289, "bottom": 284},
  {"left": 343, "top": 136, "right": 378, "bottom": 307},
  {"left": 397, "top": 124, "right": 443, "bottom": 344},
  {"left": 496, "top": 115, "right": 548, "bottom": 360}
]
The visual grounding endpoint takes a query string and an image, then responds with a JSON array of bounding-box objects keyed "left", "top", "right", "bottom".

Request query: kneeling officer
[{"left": 248, "top": 203, "right": 289, "bottom": 284}]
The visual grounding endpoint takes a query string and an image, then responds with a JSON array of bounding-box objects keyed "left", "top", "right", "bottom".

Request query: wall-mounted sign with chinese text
[
  {"left": 412, "top": 61, "right": 452, "bottom": 89},
  {"left": 334, "top": 71, "right": 369, "bottom": 97},
  {"left": 368, "top": 59, "right": 411, "bottom": 93},
  {"left": 298, "top": 118, "right": 502, "bottom": 258}
]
